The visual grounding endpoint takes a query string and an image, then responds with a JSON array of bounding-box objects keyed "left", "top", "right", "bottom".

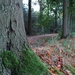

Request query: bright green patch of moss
[
  {"left": 1, "top": 50, "right": 19, "bottom": 69},
  {"left": 17, "top": 48, "right": 50, "bottom": 75},
  {"left": 0, "top": 49, "right": 51, "bottom": 75}
]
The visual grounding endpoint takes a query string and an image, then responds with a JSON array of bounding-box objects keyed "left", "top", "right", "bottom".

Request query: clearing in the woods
[{"left": 27, "top": 34, "right": 75, "bottom": 75}]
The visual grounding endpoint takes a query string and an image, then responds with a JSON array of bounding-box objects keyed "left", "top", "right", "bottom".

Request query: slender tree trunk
[
  {"left": 28, "top": 0, "right": 32, "bottom": 35},
  {"left": 40, "top": 0, "right": 44, "bottom": 33},
  {"left": 70, "top": 13, "right": 72, "bottom": 32},
  {"left": 69, "top": 0, "right": 73, "bottom": 32},
  {"left": 38, "top": 0, "right": 44, "bottom": 33},
  {"left": 0, "top": 0, "right": 29, "bottom": 74},
  {"left": 62, "top": 0, "right": 68, "bottom": 38},
  {"left": 46, "top": 0, "right": 49, "bottom": 17},
  {"left": 68, "top": 13, "right": 72, "bottom": 33},
  {"left": 54, "top": 8, "right": 57, "bottom": 33}
]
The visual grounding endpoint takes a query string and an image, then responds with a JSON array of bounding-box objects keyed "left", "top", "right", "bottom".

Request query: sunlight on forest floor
[{"left": 27, "top": 34, "right": 75, "bottom": 75}]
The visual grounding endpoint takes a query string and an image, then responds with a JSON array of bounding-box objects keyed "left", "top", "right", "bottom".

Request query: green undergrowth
[
  {"left": 0, "top": 48, "right": 51, "bottom": 75},
  {"left": 62, "top": 39, "right": 70, "bottom": 47},
  {"left": 18, "top": 48, "right": 50, "bottom": 75},
  {"left": 65, "top": 65, "right": 75, "bottom": 75},
  {"left": 53, "top": 67, "right": 65, "bottom": 75}
]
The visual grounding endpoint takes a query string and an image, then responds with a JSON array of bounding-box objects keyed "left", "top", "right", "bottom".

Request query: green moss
[
  {"left": 0, "top": 49, "right": 51, "bottom": 75},
  {"left": 65, "top": 65, "right": 75, "bottom": 74},
  {"left": 17, "top": 48, "right": 50, "bottom": 75},
  {"left": 1, "top": 50, "right": 19, "bottom": 69}
]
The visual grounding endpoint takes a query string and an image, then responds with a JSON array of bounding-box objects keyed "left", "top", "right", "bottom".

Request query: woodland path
[{"left": 27, "top": 33, "right": 58, "bottom": 44}]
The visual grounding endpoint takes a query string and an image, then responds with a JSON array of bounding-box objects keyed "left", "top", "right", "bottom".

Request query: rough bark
[{"left": 0, "top": 0, "right": 29, "bottom": 74}]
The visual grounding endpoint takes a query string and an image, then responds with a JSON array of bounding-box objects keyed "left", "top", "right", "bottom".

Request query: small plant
[{"left": 62, "top": 39, "right": 70, "bottom": 49}]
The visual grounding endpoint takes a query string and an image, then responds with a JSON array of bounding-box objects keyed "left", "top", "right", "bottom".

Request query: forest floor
[{"left": 27, "top": 34, "right": 75, "bottom": 75}]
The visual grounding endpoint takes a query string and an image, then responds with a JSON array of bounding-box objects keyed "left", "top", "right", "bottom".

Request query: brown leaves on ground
[{"left": 27, "top": 34, "right": 75, "bottom": 75}]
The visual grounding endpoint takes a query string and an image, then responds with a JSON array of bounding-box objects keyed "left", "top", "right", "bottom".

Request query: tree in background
[
  {"left": 28, "top": 0, "right": 32, "bottom": 35},
  {"left": 68, "top": 0, "right": 75, "bottom": 32},
  {"left": 68, "top": 0, "right": 73, "bottom": 32},
  {"left": 23, "top": 5, "right": 28, "bottom": 34},
  {"left": 23, "top": 0, "right": 75, "bottom": 36},
  {"left": 38, "top": 0, "right": 45, "bottom": 33},
  {"left": 38, "top": 0, "right": 63, "bottom": 33},
  {"left": 62, "top": 0, "right": 68, "bottom": 38}
]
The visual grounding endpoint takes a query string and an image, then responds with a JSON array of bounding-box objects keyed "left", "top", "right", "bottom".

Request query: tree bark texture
[{"left": 0, "top": 0, "right": 29, "bottom": 74}]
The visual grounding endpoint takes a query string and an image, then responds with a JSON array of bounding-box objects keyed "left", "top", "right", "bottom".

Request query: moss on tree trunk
[{"left": 0, "top": 0, "right": 51, "bottom": 75}]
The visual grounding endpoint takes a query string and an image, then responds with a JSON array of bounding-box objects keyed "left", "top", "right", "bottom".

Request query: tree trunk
[
  {"left": 0, "top": 0, "right": 29, "bottom": 74},
  {"left": 28, "top": 0, "right": 32, "bottom": 35},
  {"left": 38, "top": 0, "right": 45, "bottom": 33},
  {"left": 62, "top": 0, "right": 68, "bottom": 38},
  {"left": 54, "top": 8, "right": 57, "bottom": 33},
  {"left": 69, "top": 0, "right": 73, "bottom": 32}
]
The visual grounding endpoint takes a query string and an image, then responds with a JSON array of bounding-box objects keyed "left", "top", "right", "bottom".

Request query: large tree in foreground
[
  {"left": 0, "top": 0, "right": 50, "bottom": 75},
  {"left": 0, "top": 0, "right": 29, "bottom": 74},
  {"left": 0, "top": 0, "right": 29, "bottom": 56}
]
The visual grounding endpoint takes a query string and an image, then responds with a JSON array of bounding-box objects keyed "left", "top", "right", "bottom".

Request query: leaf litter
[{"left": 27, "top": 34, "right": 75, "bottom": 75}]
